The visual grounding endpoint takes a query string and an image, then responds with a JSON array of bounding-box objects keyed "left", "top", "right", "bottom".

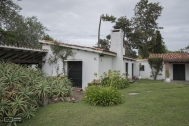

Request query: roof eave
[{"left": 39, "top": 40, "right": 117, "bottom": 56}]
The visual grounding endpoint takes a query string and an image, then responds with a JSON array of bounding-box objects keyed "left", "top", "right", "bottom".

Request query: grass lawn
[{"left": 19, "top": 80, "right": 189, "bottom": 126}]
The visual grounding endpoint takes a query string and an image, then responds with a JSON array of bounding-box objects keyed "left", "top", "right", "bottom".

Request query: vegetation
[
  {"left": 148, "top": 57, "right": 163, "bottom": 80},
  {"left": 152, "top": 30, "right": 166, "bottom": 53},
  {"left": 83, "top": 86, "right": 123, "bottom": 106},
  {"left": 0, "top": 62, "right": 72, "bottom": 125},
  {"left": 100, "top": 70, "right": 129, "bottom": 89},
  {"left": 48, "top": 41, "right": 75, "bottom": 76},
  {"left": 0, "top": 0, "right": 48, "bottom": 48},
  {"left": 86, "top": 70, "right": 128, "bottom": 106},
  {"left": 175, "top": 45, "right": 189, "bottom": 53},
  {"left": 98, "top": 14, "right": 116, "bottom": 48},
  {"left": 18, "top": 80, "right": 189, "bottom": 126},
  {"left": 133, "top": 0, "right": 164, "bottom": 58},
  {"left": 98, "top": 0, "right": 166, "bottom": 58}
]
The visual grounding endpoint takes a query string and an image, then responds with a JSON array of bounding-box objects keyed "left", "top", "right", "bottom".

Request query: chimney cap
[{"left": 111, "top": 29, "right": 123, "bottom": 32}]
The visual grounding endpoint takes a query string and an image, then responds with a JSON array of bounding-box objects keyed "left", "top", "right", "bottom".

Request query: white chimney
[{"left": 110, "top": 29, "right": 124, "bottom": 73}]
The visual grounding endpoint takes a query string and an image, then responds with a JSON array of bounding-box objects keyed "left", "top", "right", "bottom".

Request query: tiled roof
[
  {"left": 149, "top": 53, "right": 189, "bottom": 62},
  {"left": 39, "top": 40, "right": 116, "bottom": 55}
]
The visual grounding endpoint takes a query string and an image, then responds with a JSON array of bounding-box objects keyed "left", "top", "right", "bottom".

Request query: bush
[
  {"left": 0, "top": 62, "right": 72, "bottom": 124},
  {"left": 83, "top": 86, "right": 123, "bottom": 106},
  {"left": 88, "top": 79, "right": 101, "bottom": 87},
  {"left": 101, "top": 70, "right": 129, "bottom": 89}
]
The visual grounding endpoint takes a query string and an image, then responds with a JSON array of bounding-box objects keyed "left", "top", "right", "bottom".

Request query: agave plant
[
  {"left": 34, "top": 80, "right": 50, "bottom": 105},
  {"left": 0, "top": 83, "right": 6, "bottom": 99},
  {"left": 18, "top": 87, "right": 34, "bottom": 99},
  {"left": 0, "top": 99, "right": 10, "bottom": 121},
  {"left": 9, "top": 95, "right": 28, "bottom": 114},
  {"left": 17, "top": 105, "right": 37, "bottom": 120},
  {"left": 3, "top": 72, "right": 21, "bottom": 89}
]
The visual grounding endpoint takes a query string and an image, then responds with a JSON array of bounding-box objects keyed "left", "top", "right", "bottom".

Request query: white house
[
  {"left": 0, "top": 29, "right": 188, "bottom": 88},
  {"left": 40, "top": 29, "right": 135, "bottom": 89},
  {"left": 134, "top": 53, "right": 189, "bottom": 81},
  {"left": 39, "top": 29, "right": 189, "bottom": 89}
]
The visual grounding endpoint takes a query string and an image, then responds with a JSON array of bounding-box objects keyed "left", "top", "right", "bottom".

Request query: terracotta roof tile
[{"left": 149, "top": 53, "right": 189, "bottom": 62}]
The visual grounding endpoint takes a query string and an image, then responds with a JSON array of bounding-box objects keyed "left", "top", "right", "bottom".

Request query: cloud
[{"left": 17, "top": 0, "right": 189, "bottom": 51}]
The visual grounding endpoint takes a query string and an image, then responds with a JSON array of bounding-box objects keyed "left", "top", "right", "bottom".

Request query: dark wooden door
[
  {"left": 173, "top": 64, "right": 185, "bottom": 80},
  {"left": 68, "top": 61, "right": 82, "bottom": 88}
]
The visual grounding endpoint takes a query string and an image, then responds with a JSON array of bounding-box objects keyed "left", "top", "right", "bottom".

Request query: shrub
[
  {"left": 83, "top": 86, "right": 123, "bottom": 106},
  {"left": 88, "top": 79, "right": 101, "bottom": 87},
  {"left": 0, "top": 62, "right": 72, "bottom": 124},
  {"left": 101, "top": 70, "right": 129, "bottom": 89}
]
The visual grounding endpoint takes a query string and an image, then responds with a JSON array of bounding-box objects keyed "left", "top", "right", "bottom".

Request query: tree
[
  {"left": 113, "top": 16, "right": 137, "bottom": 58},
  {"left": 0, "top": 0, "right": 48, "bottom": 48},
  {"left": 133, "top": 0, "right": 163, "bottom": 58},
  {"left": 0, "top": 0, "right": 21, "bottom": 30},
  {"left": 152, "top": 30, "right": 166, "bottom": 53},
  {"left": 176, "top": 45, "right": 189, "bottom": 53},
  {"left": 98, "top": 38, "right": 110, "bottom": 50},
  {"left": 42, "top": 34, "right": 54, "bottom": 41},
  {"left": 98, "top": 14, "right": 116, "bottom": 47},
  {"left": 148, "top": 57, "right": 163, "bottom": 80},
  {"left": 0, "top": 28, "right": 16, "bottom": 45}
]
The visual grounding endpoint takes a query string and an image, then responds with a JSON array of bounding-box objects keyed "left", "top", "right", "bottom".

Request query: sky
[{"left": 16, "top": 0, "right": 189, "bottom": 51}]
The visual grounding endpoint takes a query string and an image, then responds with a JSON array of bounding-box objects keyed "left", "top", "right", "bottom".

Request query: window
[{"left": 140, "top": 65, "right": 145, "bottom": 71}]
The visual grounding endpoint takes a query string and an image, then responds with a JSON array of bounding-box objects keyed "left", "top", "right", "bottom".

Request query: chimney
[{"left": 110, "top": 29, "right": 124, "bottom": 73}]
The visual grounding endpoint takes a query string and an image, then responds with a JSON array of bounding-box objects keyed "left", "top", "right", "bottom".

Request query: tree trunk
[{"left": 98, "top": 15, "right": 102, "bottom": 47}]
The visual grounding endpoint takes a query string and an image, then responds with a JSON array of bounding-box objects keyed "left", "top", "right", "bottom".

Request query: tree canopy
[
  {"left": 98, "top": 0, "right": 166, "bottom": 58},
  {"left": 0, "top": 0, "right": 48, "bottom": 48},
  {"left": 133, "top": 0, "right": 164, "bottom": 58}
]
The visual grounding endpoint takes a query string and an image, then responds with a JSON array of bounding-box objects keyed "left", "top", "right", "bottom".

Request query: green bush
[
  {"left": 83, "top": 86, "right": 123, "bottom": 106},
  {"left": 0, "top": 62, "right": 72, "bottom": 124},
  {"left": 101, "top": 70, "right": 129, "bottom": 89},
  {"left": 88, "top": 79, "right": 101, "bottom": 87}
]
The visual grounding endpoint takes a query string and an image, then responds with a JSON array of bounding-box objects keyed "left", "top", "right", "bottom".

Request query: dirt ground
[{"left": 72, "top": 88, "right": 84, "bottom": 101}]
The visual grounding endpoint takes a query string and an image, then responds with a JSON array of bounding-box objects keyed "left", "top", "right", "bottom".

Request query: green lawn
[{"left": 19, "top": 80, "right": 189, "bottom": 126}]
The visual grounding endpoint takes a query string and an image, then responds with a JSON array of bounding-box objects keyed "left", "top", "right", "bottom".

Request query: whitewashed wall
[
  {"left": 67, "top": 49, "right": 99, "bottom": 88},
  {"left": 42, "top": 44, "right": 61, "bottom": 76},
  {"left": 169, "top": 64, "right": 173, "bottom": 80},
  {"left": 186, "top": 64, "right": 189, "bottom": 81},
  {"left": 123, "top": 60, "right": 134, "bottom": 78},
  {"left": 134, "top": 60, "right": 165, "bottom": 80},
  {"left": 98, "top": 55, "right": 113, "bottom": 78},
  {"left": 42, "top": 44, "right": 100, "bottom": 88}
]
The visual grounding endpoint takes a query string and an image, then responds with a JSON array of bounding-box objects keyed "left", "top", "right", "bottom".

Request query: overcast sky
[{"left": 17, "top": 0, "right": 189, "bottom": 51}]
